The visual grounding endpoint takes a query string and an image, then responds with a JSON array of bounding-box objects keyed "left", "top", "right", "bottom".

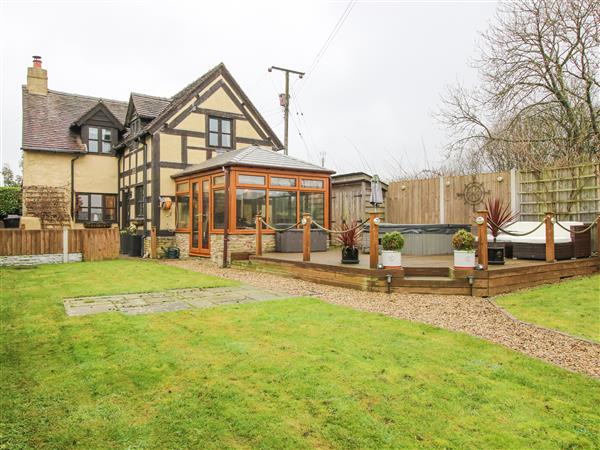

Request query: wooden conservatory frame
[{"left": 173, "top": 165, "right": 332, "bottom": 257}]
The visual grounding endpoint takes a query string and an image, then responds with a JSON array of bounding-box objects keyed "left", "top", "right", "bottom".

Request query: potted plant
[
  {"left": 337, "top": 220, "right": 361, "bottom": 264},
  {"left": 485, "top": 198, "right": 518, "bottom": 263},
  {"left": 381, "top": 231, "right": 404, "bottom": 268},
  {"left": 452, "top": 229, "right": 476, "bottom": 269}
]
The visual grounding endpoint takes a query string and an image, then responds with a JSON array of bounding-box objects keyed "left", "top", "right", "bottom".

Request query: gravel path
[{"left": 163, "top": 259, "right": 600, "bottom": 378}]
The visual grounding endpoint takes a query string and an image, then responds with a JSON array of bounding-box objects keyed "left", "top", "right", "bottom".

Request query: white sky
[{"left": 0, "top": 0, "right": 498, "bottom": 180}]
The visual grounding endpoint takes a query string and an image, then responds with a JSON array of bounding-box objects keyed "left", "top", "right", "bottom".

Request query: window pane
[
  {"left": 105, "top": 196, "right": 116, "bottom": 209},
  {"left": 221, "top": 120, "right": 231, "bottom": 134},
  {"left": 221, "top": 134, "right": 231, "bottom": 148},
  {"left": 102, "top": 142, "right": 112, "bottom": 153},
  {"left": 192, "top": 184, "right": 199, "bottom": 247},
  {"left": 176, "top": 195, "right": 190, "bottom": 229},
  {"left": 213, "top": 175, "right": 224, "bottom": 185},
  {"left": 269, "top": 190, "right": 297, "bottom": 226},
  {"left": 236, "top": 189, "right": 265, "bottom": 229},
  {"left": 104, "top": 208, "right": 116, "bottom": 221},
  {"left": 90, "top": 208, "right": 103, "bottom": 222},
  {"left": 90, "top": 194, "right": 102, "bottom": 207},
  {"left": 88, "top": 140, "right": 98, "bottom": 152},
  {"left": 300, "top": 192, "right": 324, "bottom": 226},
  {"left": 209, "top": 118, "right": 219, "bottom": 132},
  {"left": 238, "top": 174, "right": 265, "bottom": 185},
  {"left": 271, "top": 176, "right": 296, "bottom": 187},
  {"left": 77, "top": 194, "right": 89, "bottom": 207},
  {"left": 77, "top": 209, "right": 89, "bottom": 221},
  {"left": 89, "top": 127, "right": 98, "bottom": 139},
  {"left": 209, "top": 132, "right": 219, "bottom": 146},
  {"left": 213, "top": 190, "right": 225, "bottom": 229},
  {"left": 301, "top": 179, "right": 324, "bottom": 189},
  {"left": 102, "top": 129, "right": 111, "bottom": 141},
  {"left": 176, "top": 182, "right": 188, "bottom": 192},
  {"left": 202, "top": 180, "right": 209, "bottom": 249}
]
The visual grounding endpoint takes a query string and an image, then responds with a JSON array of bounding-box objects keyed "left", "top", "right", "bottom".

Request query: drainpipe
[
  {"left": 222, "top": 166, "right": 230, "bottom": 268},
  {"left": 70, "top": 153, "right": 82, "bottom": 220}
]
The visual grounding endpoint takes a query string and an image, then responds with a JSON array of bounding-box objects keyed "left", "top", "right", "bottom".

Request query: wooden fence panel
[
  {"left": 0, "top": 228, "right": 119, "bottom": 261},
  {"left": 387, "top": 178, "right": 439, "bottom": 224}
]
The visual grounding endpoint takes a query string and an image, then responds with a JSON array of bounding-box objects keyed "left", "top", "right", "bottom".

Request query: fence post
[
  {"left": 151, "top": 226, "right": 157, "bottom": 259},
  {"left": 545, "top": 212, "right": 555, "bottom": 262},
  {"left": 477, "top": 210, "right": 488, "bottom": 270},
  {"left": 369, "top": 212, "right": 379, "bottom": 269},
  {"left": 255, "top": 214, "right": 262, "bottom": 256},
  {"left": 62, "top": 227, "right": 69, "bottom": 263},
  {"left": 302, "top": 213, "right": 311, "bottom": 262}
]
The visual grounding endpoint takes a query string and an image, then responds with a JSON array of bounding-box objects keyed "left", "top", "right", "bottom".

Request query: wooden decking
[{"left": 232, "top": 249, "right": 599, "bottom": 297}]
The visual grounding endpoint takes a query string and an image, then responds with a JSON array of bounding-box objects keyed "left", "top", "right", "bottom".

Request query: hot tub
[{"left": 362, "top": 223, "right": 472, "bottom": 256}]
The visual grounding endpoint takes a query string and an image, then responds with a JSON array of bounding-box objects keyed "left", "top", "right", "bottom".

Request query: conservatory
[{"left": 172, "top": 146, "right": 334, "bottom": 265}]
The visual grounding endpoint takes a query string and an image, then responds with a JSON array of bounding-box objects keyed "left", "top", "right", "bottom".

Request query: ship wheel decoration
[{"left": 456, "top": 176, "right": 490, "bottom": 207}]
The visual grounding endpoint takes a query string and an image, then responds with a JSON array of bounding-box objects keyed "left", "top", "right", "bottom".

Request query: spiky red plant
[
  {"left": 336, "top": 219, "right": 362, "bottom": 248},
  {"left": 485, "top": 198, "right": 519, "bottom": 241}
]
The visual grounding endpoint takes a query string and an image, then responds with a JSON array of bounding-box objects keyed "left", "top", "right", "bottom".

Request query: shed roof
[
  {"left": 174, "top": 146, "right": 335, "bottom": 178},
  {"left": 331, "top": 172, "right": 388, "bottom": 188}
]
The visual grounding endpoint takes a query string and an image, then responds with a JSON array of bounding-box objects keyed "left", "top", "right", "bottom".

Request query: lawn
[
  {"left": 1, "top": 260, "right": 599, "bottom": 449},
  {"left": 495, "top": 275, "right": 600, "bottom": 342}
]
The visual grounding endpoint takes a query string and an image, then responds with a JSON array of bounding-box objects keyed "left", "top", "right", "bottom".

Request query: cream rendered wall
[
  {"left": 176, "top": 113, "right": 205, "bottom": 132},
  {"left": 74, "top": 155, "right": 118, "bottom": 193},
  {"left": 23, "top": 152, "right": 71, "bottom": 187},
  {"left": 159, "top": 133, "right": 181, "bottom": 162},
  {"left": 235, "top": 120, "right": 262, "bottom": 140},
  {"left": 199, "top": 87, "right": 240, "bottom": 113},
  {"left": 188, "top": 150, "right": 207, "bottom": 165}
]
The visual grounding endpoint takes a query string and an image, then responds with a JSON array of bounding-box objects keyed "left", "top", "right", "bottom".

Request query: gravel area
[{"left": 163, "top": 259, "right": 600, "bottom": 378}]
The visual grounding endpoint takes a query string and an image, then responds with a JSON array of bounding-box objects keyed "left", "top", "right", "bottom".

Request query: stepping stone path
[{"left": 64, "top": 286, "right": 289, "bottom": 317}]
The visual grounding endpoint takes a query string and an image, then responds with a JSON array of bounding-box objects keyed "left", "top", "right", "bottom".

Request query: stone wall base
[
  {"left": 0, "top": 253, "right": 82, "bottom": 267},
  {"left": 210, "top": 233, "right": 275, "bottom": 267}
]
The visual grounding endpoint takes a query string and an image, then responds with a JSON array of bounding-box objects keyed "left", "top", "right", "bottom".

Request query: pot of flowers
[
  {"left": 381, "top": 231, "right": 404, "bottom": 268},
  {"left": 452, "top": 229, "right": 476, "bottom": 269},
  {"left": 485, "top": 198, "right": 518, "bottom": 263},
  {"left": 338, "top": 220, "right": 361, "bottom": 264}
]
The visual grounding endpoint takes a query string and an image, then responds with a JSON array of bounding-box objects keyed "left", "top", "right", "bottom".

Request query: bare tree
[{"left": 439, "top": 0, "right": 599, "bottom": 171}]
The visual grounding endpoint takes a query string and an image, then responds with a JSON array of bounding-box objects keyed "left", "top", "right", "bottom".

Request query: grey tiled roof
[
  {"left": 130, "top": 93, "right": 170, "bottom": 119},
  {"left": 174, "top": 146, "right": 334, "bottom": 177},
  {"left": 22, "top": 87, "right": 128, "bottom": 152}
]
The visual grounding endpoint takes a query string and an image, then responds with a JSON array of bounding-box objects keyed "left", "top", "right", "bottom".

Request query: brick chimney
[{"left": 27, "top": 56, "right": 48, "bottom": 95}]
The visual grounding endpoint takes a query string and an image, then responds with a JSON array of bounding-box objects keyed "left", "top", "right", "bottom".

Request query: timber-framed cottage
[{"left": 21, "top": 57, "right": 333, "bottom": 265}]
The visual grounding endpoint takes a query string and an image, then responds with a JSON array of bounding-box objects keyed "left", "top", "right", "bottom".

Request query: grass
[
  {"left": 495, "top": 275, "right": 600, "bottom": 342},
  {"left": 1, "top": 260, "right": 599, "bottom": 449}
]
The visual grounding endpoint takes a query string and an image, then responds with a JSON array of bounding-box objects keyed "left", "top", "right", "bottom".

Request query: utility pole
[{"left": 268, "top": 66, "right": 305, "bottom": 155}]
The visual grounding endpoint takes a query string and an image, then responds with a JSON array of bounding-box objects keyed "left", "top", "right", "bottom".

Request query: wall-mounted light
[
  {"left": 401, "top": 185, "right": 407, "bottom": 191},
  {"left": 446, "top": 181, "right": 451, "bottom": 187},
  {"left": 497, "top": 176, "right": 504, "bottom": 182}
]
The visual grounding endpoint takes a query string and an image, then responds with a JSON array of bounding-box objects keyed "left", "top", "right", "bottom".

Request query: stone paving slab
[{"left": 63, "top": 286, "right": 290, "bottom": 317}]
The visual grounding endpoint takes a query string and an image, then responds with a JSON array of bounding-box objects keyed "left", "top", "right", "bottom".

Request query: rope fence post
[
  {"left": 302, "top": 213, "right": 311, "bottom": 262},
  {"left": 545, "top": 212, "right": 555, "bottom": 262},
  {"left": 476, "top": 210, "right": 488, "bottom": 270},
  {"left": 255, "top": 214, "right": 262, "bottom": 256},
  {"left": 369, "top": 212, "right": 379, "bottom": 269}
]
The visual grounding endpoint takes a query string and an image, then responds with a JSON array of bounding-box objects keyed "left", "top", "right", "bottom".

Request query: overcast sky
[{"left": 0, "top": 0, "right": 498, "bottom": 180}]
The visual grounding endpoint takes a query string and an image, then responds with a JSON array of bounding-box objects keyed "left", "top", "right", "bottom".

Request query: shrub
[
  {"left": 0, "top": 187, "right": 22, "bottom": 217},
  {"left": 485, "top": 197, "right": 518, "bottom": 240},
  {"left": 452, "top": 229, "right": 475, "bottom": 251},
  {"left": 382, "top": 231, "right": 404, "bottom": 251},
  {"left": 336, "top": 220, "right": 362, "bottom": 248}
]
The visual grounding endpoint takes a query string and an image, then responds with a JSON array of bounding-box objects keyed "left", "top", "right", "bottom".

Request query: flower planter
[
  {"left": 128, "top": 235, "right": 143, "bottom": 257},
  {"left": 453, "top": 250, "right": 475, "bottom": 269},
  {"left": 381, "top": 250, "right": 402, "bottom": 268},
  {"left": 488, "top": 244, "right": 505, "bottom": 265},
  {"left": 341, "top": 246, "right": 359, "bottom": 264},
  {"left": 120, "top": 234, "right": 131, "bottom": 254}
]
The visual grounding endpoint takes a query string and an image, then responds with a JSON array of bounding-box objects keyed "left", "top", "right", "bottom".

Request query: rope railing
[
  {"left": 554, "top": 217, "right": 599, "bottom": 234},
  {"left": 486, "top": 217, "right": 546, "bottom": 237},
  {"left": 258, "top": 218, "right": 302, "bottom": 232},
  {"left": 311, "top": 218, "right": 369, "bottom": 234}
]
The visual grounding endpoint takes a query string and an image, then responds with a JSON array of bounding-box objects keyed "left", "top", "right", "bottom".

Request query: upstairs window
[
  {"left": 130, "top": 118, "right": 141, "bottom": 135},
  {"left": 88, "top": 127, "right": 113, "bottom": 154},
  {"left": 208, "top": 117, "right": 232, "bottom": 148}
]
